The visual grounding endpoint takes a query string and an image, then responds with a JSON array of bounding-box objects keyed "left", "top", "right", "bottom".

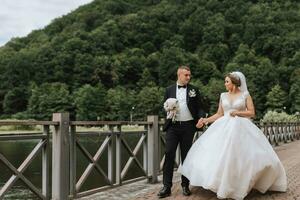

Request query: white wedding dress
[{"left": 179, "top": 91, "right": 287, "bottom": 200}]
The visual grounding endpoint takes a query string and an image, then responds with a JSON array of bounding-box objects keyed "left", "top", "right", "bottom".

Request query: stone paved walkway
[{"left": 79, "top": 140, "right": 300, "bottom": 200}]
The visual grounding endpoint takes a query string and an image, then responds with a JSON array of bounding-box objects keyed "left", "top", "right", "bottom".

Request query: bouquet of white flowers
[{"left": 163, "top": 98, "right": 179, "bottom": 122}]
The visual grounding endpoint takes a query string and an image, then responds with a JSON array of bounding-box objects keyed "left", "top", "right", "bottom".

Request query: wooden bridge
[{"left": 0, "top": 113, "right": 299, "bottom": 200}]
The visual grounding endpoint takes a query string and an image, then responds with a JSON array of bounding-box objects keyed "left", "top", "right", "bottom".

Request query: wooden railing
[
  {"left": 53, "top": 114, "right": 160, "bottom": 199},
  {"left": 68, "top": 120, "right": 153, "bottom": 198},
  {"left": 0, "top": 113, "right": 299, "bottom": 200},
  {"left": 260, "top": 122, "right": 300, "bottom": 145},
  {"left": 0, "top": 121, "right": 58, "bottom": 200}
]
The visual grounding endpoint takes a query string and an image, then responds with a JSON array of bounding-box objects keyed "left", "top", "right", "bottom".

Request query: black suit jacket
[{"left": 163, "top": 83, "right": 206, "bottom": 131}]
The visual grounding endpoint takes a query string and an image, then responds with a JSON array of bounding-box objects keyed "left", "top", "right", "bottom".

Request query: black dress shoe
[
  {"left": 157, "top": 186, "right": 171, "bottom": 198},
  {"left": 182, "top": 186, "right": 191, "bottom": 196}
]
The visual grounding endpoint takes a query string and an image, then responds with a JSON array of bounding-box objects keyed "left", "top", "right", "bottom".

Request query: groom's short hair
[{"left": 178, "top": 65, "right": 190, "bottom": 71}]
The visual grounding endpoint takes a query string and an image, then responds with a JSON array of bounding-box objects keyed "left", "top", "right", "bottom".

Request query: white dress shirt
[{"left": 176, "top": 83, "right": 193, "bottom": 121}]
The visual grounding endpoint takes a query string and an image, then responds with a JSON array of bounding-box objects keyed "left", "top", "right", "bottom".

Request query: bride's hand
[
  {"left": 230, "top": 111, "right": 238, "bottom": 117},
  {"left": 202, "top": 118, "right": 209, "bottom": 125}
]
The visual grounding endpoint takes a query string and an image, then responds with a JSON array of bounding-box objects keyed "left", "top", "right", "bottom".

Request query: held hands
[
  {"left": 196, "top": 118, "right": 209, "bottom": 128},
  {"left": 196, "top": 118, "right": 204, "bottom": 128}
]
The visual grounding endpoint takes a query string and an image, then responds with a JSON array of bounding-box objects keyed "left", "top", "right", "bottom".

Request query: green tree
[
  {"left": 135, "top": 85, "right": 164, "bottom": 120},
  {"left": 158, "top": 46, "right": 190, "bottom": 86},
  {"left": 202, "top": 13, "right": 226, "bottom": 44},
  {"left": 74, "top": 84, "right": 106, "bottom": 120},
  {"left": 113, "top": 48, "right": 146, "bottom": 87},
  {"left": 266, "top": 84, "right": 287, "bottom": 112},
  {"left": 202, "top": 78, "right": 225, "bottom": 115},
  {"left": 200, "top": 43, "right": 230, "bottom": 70},
  {"left": 92, "top": 55, "right": 117, "bottom": 88},
  {"left": 106, "top": 86, "right": 135, "bottom": 120},
  {"left": 289, "top": 80, "right": 300, "bottom": 113},
  {"left": 3, "top": 87, "right": 29, "bottom": 114},
  {"left": 180, "top": 7, "right": 208, "bottom": 51},
  {"left": 137, "top": 68, "right": 156, "bottom": 88},
  {"left": 28, "top": 83, "right": 73, "bottom": 120}
]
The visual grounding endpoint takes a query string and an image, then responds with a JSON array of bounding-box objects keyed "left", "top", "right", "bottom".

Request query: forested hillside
[{"left": 0, "top": 0, "right": 299, "bottom": 120}]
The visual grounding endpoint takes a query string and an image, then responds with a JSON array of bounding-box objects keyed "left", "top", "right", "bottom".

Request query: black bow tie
[{"left": 178, "top": 85, "right": 187, "bottom": 89}]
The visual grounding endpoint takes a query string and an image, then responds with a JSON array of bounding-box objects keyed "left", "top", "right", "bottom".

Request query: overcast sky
[{"left": 0, "top": 0, "right": 93, "bottom": 46}]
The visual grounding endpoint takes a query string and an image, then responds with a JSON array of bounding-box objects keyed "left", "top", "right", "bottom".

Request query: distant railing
[
  {"left": 260, "top": 122, "right": 300, "bottom": 145},
  {"left": 0, "top": 114, "right": 299, "bottom": 200}
]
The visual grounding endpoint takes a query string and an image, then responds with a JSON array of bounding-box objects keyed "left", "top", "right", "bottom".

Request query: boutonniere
[{"left": 189, "top": 89, "right": 196, "bottom": 97}]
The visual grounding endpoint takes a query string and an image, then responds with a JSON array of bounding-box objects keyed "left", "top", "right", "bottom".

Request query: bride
[{"left": 179, "top": 71, "right": 287, "bottom": 200}]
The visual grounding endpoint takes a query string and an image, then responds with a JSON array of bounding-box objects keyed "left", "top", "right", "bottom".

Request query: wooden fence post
[
  {"left": 52, "top": 113, "right": 70, "bottom": 200},
  {"left": 147, "top": 115, "right": 159, "bottom": 183}
]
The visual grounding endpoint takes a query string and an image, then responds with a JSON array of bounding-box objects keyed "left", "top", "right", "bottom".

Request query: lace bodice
[{"left": 220, "top": 92, "right": 248, "bottom": 116}]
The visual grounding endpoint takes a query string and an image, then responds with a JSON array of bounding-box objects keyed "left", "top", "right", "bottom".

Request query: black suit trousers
[{"left": 163, "top": 120, "right": 195, "bottom": 188}]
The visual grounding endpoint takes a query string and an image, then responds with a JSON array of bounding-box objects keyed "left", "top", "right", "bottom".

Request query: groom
[{"left": 158, "top": 65, "right": 205, "bottom": 198}]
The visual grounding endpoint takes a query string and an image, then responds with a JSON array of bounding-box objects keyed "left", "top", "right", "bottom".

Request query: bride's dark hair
[{"left": 226, "top": 73, "right": 241, "bottom": 87}]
